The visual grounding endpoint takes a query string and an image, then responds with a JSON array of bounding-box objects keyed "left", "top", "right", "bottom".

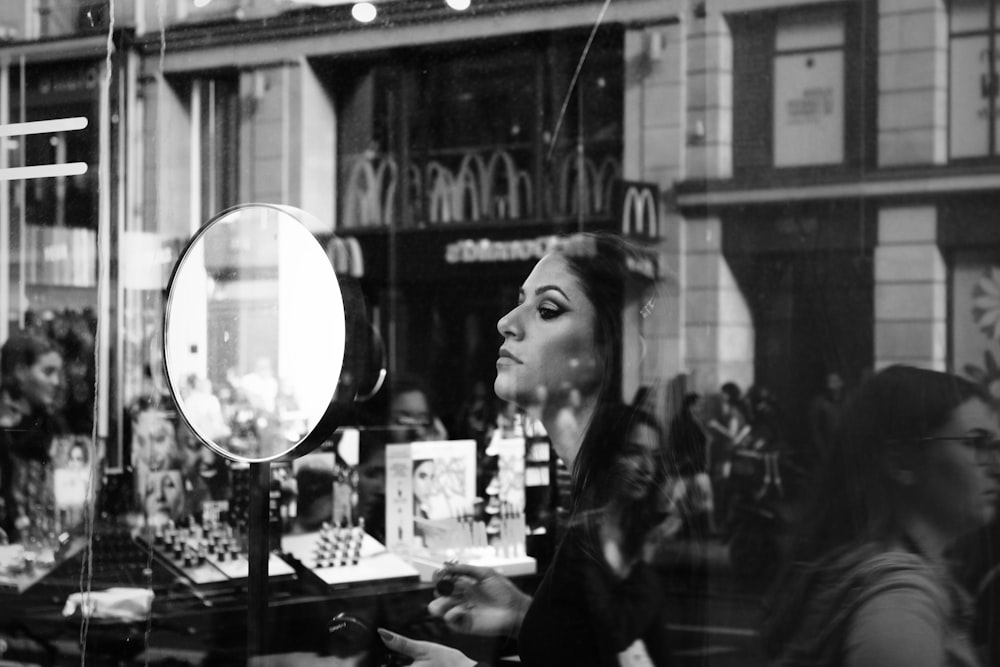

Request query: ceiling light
[
  {"left": 446, "top": 0, "right": 471, "bottom": 10},
  {"left": 351, "top": 2, "right": 377, "bottom": 22}
]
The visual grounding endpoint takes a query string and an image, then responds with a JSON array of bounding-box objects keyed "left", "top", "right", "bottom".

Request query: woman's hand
[
  {"left": 377, "top": 629, "right": 476, "bottom": 667},
  {"left": 427, "top": 563, "right": 532, "bottom": 637}
]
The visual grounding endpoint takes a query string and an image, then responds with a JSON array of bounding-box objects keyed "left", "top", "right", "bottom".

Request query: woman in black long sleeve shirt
[{"left": 380, "top": 233, "right": 673, "bottom": 667}]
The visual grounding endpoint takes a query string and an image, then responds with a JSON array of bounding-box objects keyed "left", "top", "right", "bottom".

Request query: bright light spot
[
  {"left": 0, "top": 162, "right": 88, "bottom": 181},
  {"left": 0, "top": 116, "right": 88, "bottom": 137},
  {"left": 351, "top": 2, "right": 377, "bottom": 22},
  {"left": 446, "top": 0, "right": 471, "bottom": 10},
  {"left": 193, "top": 0, "right": 213, "bottom": 7}
]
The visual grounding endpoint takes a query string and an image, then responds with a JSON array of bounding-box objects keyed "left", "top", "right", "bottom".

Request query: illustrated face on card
[
  {"left": 384, "top": 440, "right": 476, "bottom": 550},
  {"left": 144, "top": 470, "right": 185, "bottom": 525}
]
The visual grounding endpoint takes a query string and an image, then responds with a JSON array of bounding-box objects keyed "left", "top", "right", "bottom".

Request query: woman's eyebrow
[{"left": 534, "top": 285, "right": 570, "bottom": 300}]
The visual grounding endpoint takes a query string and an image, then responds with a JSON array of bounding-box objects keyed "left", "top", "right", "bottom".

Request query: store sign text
[
  {"left": 445, "top": 236, "right": 563, "bottom": 264},
  {"left": 786, "top": 87, "right": 835, "bottom": 124}
]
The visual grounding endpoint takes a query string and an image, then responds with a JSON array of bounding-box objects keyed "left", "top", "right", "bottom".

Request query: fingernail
[{"left": 377, "top": 629, "right": 394, "bottom": 643}]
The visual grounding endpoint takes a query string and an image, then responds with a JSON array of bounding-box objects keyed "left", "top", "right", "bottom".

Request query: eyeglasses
[
  {"left": 394, "top": 415, "right": 432, "bottom": 428},
  {"left": 896, "top": 435, "right": 1000, "bottom": 466}
]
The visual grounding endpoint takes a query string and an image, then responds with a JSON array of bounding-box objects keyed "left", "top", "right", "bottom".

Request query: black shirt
[{"left": 518, "top": 524, "right": 670, "bottom": 666}]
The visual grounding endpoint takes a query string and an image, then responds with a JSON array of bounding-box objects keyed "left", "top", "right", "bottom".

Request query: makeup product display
[
  {"left": 0, "top": 538, "right": 84, "bottom": 594},
  {"left": 386, "top": 439, "right": 535, "bottom": 581},
  {"left": 137, "top": 518, "right": 294, "bottom": 586},
  {"left": 280, "top": 521, "right": 420, "bottom": 588},
  {"left": 405, "top": 504, "right": 536, "bottom": 581}
]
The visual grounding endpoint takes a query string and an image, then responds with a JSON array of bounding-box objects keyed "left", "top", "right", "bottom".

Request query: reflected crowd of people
[
  {"left": 5, "top": 241, "right": 1000, "bottom": 666},
  {"left": 0, "top": 309, "right": 97, "bottom": 549}
]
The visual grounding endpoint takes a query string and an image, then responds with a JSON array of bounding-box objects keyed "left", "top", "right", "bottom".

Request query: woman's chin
[
  {"left": 493, "top": 376, "right": 513, "bottom": 402},
  {"left": 494, "top": 379, "right": 532, "bottom": 409}
]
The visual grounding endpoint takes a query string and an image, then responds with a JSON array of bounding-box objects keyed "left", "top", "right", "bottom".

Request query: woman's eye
[{"left": 538, "top": 305, "right": 561, "bottom": 320}]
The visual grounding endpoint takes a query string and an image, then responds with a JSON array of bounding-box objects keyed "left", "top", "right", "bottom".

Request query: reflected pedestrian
[
  {"left": 763, "top": 365, "right": 999, "bottom": 666},
  {"left": 0, "top": 331, "right": 65, "bottom": 545},
  {"left": 668, "top": 392, "right": 714, "bottom": 537},
  {"left": 807, "top": 370, "right": 846, "bottom": 460}
]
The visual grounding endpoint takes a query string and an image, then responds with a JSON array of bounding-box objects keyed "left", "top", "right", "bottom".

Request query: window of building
[
  {"left": 772, "top": 8, "right": 845, "bottom": 167},
  {"left": 332, "top": 30, "right": 623, "bottom": 229},
  {"left": 195, "top": 77, "right": 240, "bottom": 221},
  {"left": 732, "top": 5, "right": 869, "bottom": 175},
  {"left": 949, "top": 0, "right": 1000, "bottom": 159}
]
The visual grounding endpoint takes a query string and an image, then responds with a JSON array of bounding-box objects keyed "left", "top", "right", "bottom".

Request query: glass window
[
  {"left": 334, "top": 31, "right": 623, "bottom": 229},
  {"left": 8, "top": 3, "right": 993, "bottom": 667},
  {"left": 197, "top": 77, "right": 239, "bottom": 221},
  {"left": 772, "top": 9, "right": 846, "bottom": 167},
  {"left": 949, "top": 0, "right": 1000, "bottom": 159}
]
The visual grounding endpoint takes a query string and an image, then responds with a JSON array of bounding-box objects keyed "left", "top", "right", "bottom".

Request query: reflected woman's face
[
  {"left": 15, "top": 351, "right": 63, "bottom": 410},
  {"left": 908, "top": 397, "right": 1000, "bottom": 535},
  {"left": 495, "top": 254, "right": 601, "bottom": 409},
  {"left": 145, "top": 470, "right": 184, "bottom": 522}
]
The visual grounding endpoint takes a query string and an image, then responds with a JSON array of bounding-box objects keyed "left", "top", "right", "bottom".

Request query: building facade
[
  {"left": 1, "top": 0, "right": 998, "bottom": 458},
  {"left": 679, "top": 0, "right": 1000, "bottom": 441},
  {"left": 0, "top": 0, "right": 998, "bottom": 662}
]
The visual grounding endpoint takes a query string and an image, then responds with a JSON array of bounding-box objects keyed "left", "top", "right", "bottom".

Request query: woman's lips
[{"left": 497, "top": 349, "right": 522, "bottom": 365}]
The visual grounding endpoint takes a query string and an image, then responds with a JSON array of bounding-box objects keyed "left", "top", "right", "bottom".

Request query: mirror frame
[{"left": 162, "top": 203, "right": 354, "bottom": 464}]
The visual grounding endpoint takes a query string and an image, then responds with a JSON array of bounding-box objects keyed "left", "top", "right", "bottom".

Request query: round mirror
[{"left": 163, "top": 204, "right": 356, "bottom": 463}]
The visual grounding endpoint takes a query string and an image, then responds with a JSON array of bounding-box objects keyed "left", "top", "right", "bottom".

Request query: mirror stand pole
[{"left": 248, "top": 460, "right": 271, "bottom": 660}]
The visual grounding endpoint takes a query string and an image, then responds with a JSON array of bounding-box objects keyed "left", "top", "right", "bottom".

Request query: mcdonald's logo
[
  {"left": 618, "top": 181, "right": 661, "bottom": 240},
  {"left": 326, "top": 236, "right": 365, "bottom": 278}
]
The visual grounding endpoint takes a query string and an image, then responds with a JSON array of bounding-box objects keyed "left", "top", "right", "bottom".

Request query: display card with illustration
[
  {"left": 385, "top": 440, "right": 476, "bottom": 552},
  {"left": 51, "top": 435, "right": 103, "bottom": 531}
]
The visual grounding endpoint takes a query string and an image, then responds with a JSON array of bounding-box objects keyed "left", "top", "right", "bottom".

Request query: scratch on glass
[{"left": 545, "top": 0, "right": 614, "bottom": 165}]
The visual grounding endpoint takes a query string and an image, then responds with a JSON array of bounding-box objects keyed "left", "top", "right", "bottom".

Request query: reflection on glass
[{"left": 164, "top": 205, "right": 345, "bottom": 462}]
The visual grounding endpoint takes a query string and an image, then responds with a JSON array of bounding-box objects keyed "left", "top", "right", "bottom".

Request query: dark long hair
[
  {"left": 795, "top": 365, "right": 987, "bottom": 559},
  {"left": 549, "top": 233, "right": 658, "bottom": 500},
  {"left": 550, "top": 234, "right": 670, "bottom": 561},
  {"left": 0, "top": 331, "right": 59, "bottom": 400},
  {"left": 762, "top": 365, "right": 988, "bottom": 655}
]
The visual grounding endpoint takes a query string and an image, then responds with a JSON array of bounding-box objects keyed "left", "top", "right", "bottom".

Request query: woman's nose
[{"left": 497, "top": 307, "right": 522, "bottom": 339}]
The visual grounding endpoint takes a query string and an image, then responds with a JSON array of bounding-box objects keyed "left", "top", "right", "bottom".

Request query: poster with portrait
[
  {"left": 51, "top": 435, "right": 103, "bottom": 530},
  {"left": 385, "top": 440, "right": 476, "bottom": 551},
  {"left": 127, "top": 402, "right": 192, "bottom": 526}
]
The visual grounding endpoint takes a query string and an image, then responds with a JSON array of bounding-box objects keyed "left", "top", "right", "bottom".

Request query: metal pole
[
  {"left": 247, "top": 460, "right": 270, "bottom": 659},
  {"left": 0, "top": 57, "right": 9, "bottom": 344}
]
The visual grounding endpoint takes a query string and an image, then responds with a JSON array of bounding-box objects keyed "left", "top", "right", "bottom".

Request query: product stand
[{"left": 248, "top": 460, "right": 270, "bottom": 659}]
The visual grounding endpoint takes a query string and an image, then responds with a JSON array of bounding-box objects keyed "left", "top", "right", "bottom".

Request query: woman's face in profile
[
  {"left": 908, "top": 397, "right": 1000, "bottom": 534},
  {"left": 145, "top": 470, "right": 184, "bottom": 522},
  {"left": 15, "top": 351, "right": 63, "bottom": 410},
  {"left": 495, "top": 254, "right": 601, "bottom": 408}
]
